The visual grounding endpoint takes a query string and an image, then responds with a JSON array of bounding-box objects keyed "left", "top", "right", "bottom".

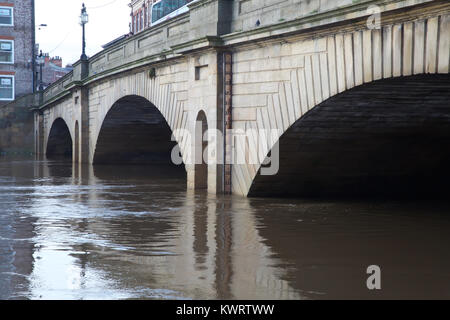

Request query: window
[
  {"left": 0, "top": 40, "right": 13, "bottom": 64},
  {"left": 148, "top": 2, "right": 151, "bottom": 26},
  {"left": 152, "top": 2, "right": 163, "bottom": 23},
  {"left": 0, "top": 76, "right": 14, "bottom": 100},
  {"left": 0, "top": 7, "right": 13, "bottom": 26}
]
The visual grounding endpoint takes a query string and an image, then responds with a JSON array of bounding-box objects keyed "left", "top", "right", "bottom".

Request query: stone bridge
[{"left": 34, "top": 0, "right": 450, "bottom": 197}]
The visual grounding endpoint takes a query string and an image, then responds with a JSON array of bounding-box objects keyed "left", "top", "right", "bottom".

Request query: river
[{"left": 1, "top": 158, "right": 450, "bottom": 300}]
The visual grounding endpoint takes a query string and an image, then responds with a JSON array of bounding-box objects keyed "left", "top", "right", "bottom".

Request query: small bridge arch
[{"left": 46, "top": 117, "right": 73, "bottom": 160}]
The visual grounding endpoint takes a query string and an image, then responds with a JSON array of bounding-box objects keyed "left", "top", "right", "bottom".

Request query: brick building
[
  {"left": 0, "top": 0, "right": 35, "bottom": 105},
  {"left": 37, "top": 52, "right": 73, "bottom": 89},
  {"left": 129, "top": 0, "right": 195, "bottom": 34}
]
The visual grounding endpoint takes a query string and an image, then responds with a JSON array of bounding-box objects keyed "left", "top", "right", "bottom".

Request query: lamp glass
[{"left": 80, "top": 12, "right": 88, "bottom": 24}]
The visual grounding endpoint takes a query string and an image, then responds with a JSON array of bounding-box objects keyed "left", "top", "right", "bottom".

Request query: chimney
[{"left": 50, "top": 56, "right": 62, "bottom": 67}]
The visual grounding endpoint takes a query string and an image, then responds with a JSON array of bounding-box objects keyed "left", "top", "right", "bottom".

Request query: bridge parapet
[{"left": 42, "top": 71, "right": 73, "bottom": 104}]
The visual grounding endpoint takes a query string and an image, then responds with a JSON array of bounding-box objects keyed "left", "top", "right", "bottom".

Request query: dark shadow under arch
[
  {"left": 46, "top": 118, "right": 72, "bottom": 160},
  {"left": 93, "top": 95, "right": 185, "bottom": 176},
  {"left": 249, "top": 74, "right": 450, "bottom": 198}
]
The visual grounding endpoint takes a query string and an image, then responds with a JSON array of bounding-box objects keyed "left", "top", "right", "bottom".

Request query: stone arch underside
[
  {"left": 46, "top": 118, "right": 73, "bottom": 160},
  {"left": 93, "top": 95, "right": 185, "bottom": 175},
  {"left": 248, "top": 74, "right": 450, "bottom": 198}
]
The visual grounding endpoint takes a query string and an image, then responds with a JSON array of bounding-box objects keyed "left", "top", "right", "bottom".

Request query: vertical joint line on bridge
[{"left": 223, "top": 51, "right": 233, "bottom": 195}]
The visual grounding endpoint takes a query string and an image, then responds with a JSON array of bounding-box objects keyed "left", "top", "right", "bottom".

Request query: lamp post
[
  {"left": 80, "top": 3, "right": 89, "bottom": 61},
  {"left": 37, "top": 50, "right": 45, "bottom": 91},
  {"left": 34, "top": 24, "right": 47, "bottom": 92}
]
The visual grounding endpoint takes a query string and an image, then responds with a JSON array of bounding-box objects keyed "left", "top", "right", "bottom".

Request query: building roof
[{"left": 47, "top": 62, "right": 72, "bottom": 73}]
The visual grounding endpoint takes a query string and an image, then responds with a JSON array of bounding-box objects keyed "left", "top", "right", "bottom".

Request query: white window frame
[
  {"left": 0, "top": 75, "right": 15, "bottom": 101},
  {"left": 0, "top": 39, "right": 14, "bottom": 64},
  {"left": 0, "top": 6, "right": 13, "bottom": 27}
]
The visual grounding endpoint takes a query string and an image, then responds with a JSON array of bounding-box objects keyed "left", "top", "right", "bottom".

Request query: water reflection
[{"left": 1, "top": 159, "right": 450, "bottom": 299}]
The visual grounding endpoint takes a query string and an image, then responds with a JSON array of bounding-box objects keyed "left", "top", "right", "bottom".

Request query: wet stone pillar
[
  {"left": 35, "top": 111, "right": 44, "bottom": 161},
  {"left": 79, "top": 59, "right": 90, "bottom": 164},
  {"left": 80, "top": 86, "right": 90, "bottom": 164}
]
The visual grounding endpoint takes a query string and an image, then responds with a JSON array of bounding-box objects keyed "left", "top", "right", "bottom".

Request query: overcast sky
[{"left": 36, "top": 0, "right": 130, "bottom": 65}]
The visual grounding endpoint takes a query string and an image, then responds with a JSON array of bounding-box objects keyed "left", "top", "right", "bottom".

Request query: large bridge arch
[
  {"left": 248, "top": 74, "right": 450, "bottom": 197},
  {"left": 232, "top": 14, "right": 450, "bottom": 196}
]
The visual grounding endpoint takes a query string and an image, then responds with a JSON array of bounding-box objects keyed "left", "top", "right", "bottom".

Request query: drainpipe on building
[{"left": 223, "top": 52, "right": 233, "bottom": 195}]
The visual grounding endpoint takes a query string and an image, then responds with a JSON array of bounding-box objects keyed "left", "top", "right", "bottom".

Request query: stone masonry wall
[
  {"left": 0, "top": 95, "right": 34, "bottom": 154},
  {"left": 0, "top": 0, "right": 34, "bottom": 102}
]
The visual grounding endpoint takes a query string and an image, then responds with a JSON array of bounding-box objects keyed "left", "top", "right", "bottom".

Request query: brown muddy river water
[{"left": 1, "top": 159, "right": 450, "bottom": 300}]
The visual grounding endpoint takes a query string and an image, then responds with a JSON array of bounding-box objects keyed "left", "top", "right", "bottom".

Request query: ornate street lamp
[
  {"left": 37, "top": 50, "right": 45, "bottom": 91},
  {"left": 79, "top": 3, "right": 89, "bottom": 61}
]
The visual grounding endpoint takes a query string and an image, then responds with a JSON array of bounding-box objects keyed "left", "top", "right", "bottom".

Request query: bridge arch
[
  {"left": 93, "top": 94, "right": 186, "bottom": 174},
  {"left": 46, "top": 118, "right": 73, "bottom": 160},
  {"left": 246, "top": 74, "right": 450, "bottom": 198},
  {"left": 231, "top": 14, "right": 450, "bottom": 197}
]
